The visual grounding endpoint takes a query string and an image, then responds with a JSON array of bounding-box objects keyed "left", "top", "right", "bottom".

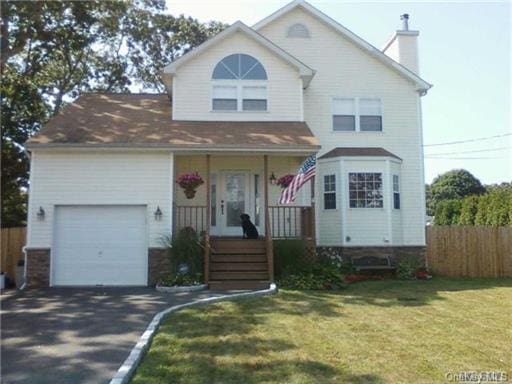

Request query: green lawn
[{"left": 132, "top": 278, "right": 512, "bottom": 384}]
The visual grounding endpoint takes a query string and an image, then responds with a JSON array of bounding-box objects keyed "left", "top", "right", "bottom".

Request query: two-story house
[{"left": 23, "top": 0, "right": 432, "bottom": 289}]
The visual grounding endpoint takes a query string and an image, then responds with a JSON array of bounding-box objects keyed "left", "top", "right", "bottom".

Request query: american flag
[{"left": 279, "top": 155, "right": 316, "bottom": 205}]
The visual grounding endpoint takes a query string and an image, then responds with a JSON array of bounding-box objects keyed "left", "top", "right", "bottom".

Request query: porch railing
[
  {"left": 173, "top": 204, "right": 208, "bottom": 236},
  {"left": 268, "top": 206, "right": 314, "bottom": 239}
]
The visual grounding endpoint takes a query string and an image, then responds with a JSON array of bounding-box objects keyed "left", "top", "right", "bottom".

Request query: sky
[{"left": 166, "top": 0, "right": 511, "bottom": 185}]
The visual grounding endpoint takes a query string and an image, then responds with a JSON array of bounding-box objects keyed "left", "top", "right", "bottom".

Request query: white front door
[{"left": 219, "top": 172, "right": 250, "bottom": 236}]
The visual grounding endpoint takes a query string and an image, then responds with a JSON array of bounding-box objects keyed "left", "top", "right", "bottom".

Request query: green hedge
[{"left": 434, "top": 188, "right": 512, "bottom": 226}]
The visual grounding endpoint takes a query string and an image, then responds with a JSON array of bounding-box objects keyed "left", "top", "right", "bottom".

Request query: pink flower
[{"left": 176, "top": 172, "right": 204, "bottom": 190}]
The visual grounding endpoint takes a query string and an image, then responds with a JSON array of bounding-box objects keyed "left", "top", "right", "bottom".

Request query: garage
[{"left": 52, "top": 205, "right": 147, "bottom": 286}]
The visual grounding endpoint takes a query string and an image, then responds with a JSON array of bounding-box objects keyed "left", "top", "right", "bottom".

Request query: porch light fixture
[
  {"left": 269, "top": 172, "right": 277, "bottom": 185},
  {"left": 36, "top": 206, "right": 45, "bottom": 221},
  {"left": 154, "top": 206, "right": 163, "bottom": 221}
]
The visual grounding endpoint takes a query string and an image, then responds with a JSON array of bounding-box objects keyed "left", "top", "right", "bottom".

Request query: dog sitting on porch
[{"left": 240, "top": 214, "right": 259, "bottom": 239}]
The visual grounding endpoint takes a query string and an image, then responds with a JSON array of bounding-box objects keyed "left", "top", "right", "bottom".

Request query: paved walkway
[{"left": 1, "top": 287, "right": 230, "bottom": 384}]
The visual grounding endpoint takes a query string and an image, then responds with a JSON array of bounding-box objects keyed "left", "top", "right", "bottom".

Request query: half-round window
[
  {"left": 212, "top": 54, "right": 267, "bottom": 80},
  {"left": 287, "top": 23, "right": 311, "bottom": 38}
]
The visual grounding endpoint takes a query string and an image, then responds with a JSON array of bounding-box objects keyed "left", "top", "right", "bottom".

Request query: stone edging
[
  {"left": 109, "top": 283, "right": 278, "bottom": 384},
  {"left": 155, "top": 284, "right": 208, "bottom": 293}
]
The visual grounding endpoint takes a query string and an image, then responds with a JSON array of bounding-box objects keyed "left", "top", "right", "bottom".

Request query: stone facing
[
  {"left": 25, "top": 248, "right": 51, "bottom": 288},
  {"left": 148, "top": 248, "right": 171, "bottom": 286}
]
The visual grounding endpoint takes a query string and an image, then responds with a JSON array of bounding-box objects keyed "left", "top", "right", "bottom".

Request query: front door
[{"left": 219, "top": 172, "right": 250, "bottom": 236}]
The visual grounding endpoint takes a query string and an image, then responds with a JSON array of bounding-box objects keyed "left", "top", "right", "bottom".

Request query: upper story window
[
  {"left": 332, "top": 98, "right": 382, "bottom": 132},
  {"left": 212, "top": 54, "right": 267, "bottom": 80},
  {"left": 287, "top": 23, "right": 311, "bottom": 38},
  {"left": 212, "top": 54, "right": 268, "bottom": 112}
]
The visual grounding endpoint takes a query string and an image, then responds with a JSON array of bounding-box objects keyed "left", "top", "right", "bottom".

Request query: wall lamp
[
  {"left": 37, "top": 206, "right": 45, "bottom": 221},
  {"left": 269, "top": 172, "right": 277, "bottom": 185},
  {"left": 154, "top": 206, "right": 163, "bottom": 221}
]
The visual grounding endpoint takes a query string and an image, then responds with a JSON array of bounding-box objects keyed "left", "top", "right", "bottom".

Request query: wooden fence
[
  {"left": 426, "top": 226, "right": 512, "bottom": 278},
  {"left": 1, "top": 227, "right": 26, "bottom": 283}
]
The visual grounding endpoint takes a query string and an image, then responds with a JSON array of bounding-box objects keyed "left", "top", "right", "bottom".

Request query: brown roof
[
  {"left": 26, "top": 94, "right": 319, "bottom": 152},
  {"left": 319, "top": 147, "right": 401, "bottom": 160}
]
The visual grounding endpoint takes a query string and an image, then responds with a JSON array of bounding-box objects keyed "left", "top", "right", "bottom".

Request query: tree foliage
[
  {"left": 426, "top": 169, "right": 485, "bottom": 216},
  {"left": 1, "top": 0, "right": 226, "bottom": 227},
  {"left": 434, "top": 184, "right": 512, "bottom": 226}
]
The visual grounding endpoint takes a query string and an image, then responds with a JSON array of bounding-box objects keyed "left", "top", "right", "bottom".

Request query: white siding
[
  {"left": 27, "top": 150, "right": 173, "bottom": 248},
  {"left": 259, "top": 8, "right": 426, "bottom": 246},
  {"left": 172, "top": 31, "right": 303, "bottom": 121}
]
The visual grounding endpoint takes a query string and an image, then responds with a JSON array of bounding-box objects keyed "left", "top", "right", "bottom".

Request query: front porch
[{"left": 172, "top": 154, "right": 316, "bottom": 289}]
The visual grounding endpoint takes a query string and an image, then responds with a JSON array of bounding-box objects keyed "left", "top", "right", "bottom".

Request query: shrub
[
  {"left": 434, "top": 199, "right": 462, "bottom": 225},
  {"left": 274, "top": 239, "right": 308, "bottom": 278},
  {"left": 396, "top": 258, "right": 422, "bottom": 280},
  {"left": 278, "top": 262, "right": 346, "bottom": 290},
  {"left": 159, "top": 272, "right": 203, "bottom": 287},
  {"left": 458, "top": 195, "right": 479, "bottom": 225},
  {"left": 161, "top": 227, "right": 204, "bottom": 282}
]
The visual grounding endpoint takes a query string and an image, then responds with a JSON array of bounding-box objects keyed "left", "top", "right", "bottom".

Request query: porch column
[
  {"left": 204, "top": 154, "right": 211, "bottom": 284},
  {"left": 263, "top": 155, "right": 274, "bottom": 282}
]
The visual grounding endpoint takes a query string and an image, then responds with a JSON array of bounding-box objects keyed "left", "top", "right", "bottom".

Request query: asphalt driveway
[{"left": 1, "top": 287, "right": 229, "bottom": 384}]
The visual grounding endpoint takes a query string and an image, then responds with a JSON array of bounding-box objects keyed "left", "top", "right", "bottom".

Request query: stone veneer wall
[
  {"left": 25, "top": 248, "right": 51, "bottom": 288},
  {"left": 316, "top": 246, "right": 426, "bottom": 266},
  {"left": 148, "top": 248, "right": 171, "bottom": 285}
]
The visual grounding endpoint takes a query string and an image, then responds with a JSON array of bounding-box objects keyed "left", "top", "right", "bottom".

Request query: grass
[{"left": 132, "top": 278, "right": 512, "bottom": 384}]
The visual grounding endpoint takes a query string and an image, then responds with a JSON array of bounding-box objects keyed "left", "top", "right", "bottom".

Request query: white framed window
[
  {"left": 393, "top": 174, "right": 400, "bottom": 209},
  {"left": 212, "top": 54, "right": 268, "bottom": 112},
  {"left": 348, "top": 172, "right": 383, "bottom": 208},
  {"left": 332, "top": 98, "right": 382, "bottom": 132},
  {"left": 287, "top": 23, "right": 311, "bottom": 38},
  {"left": 212, "top": 86, "right": 237, "bottom": 111},
  {"left": 323, "top": 174, "right": 336, "bottom": 210}
]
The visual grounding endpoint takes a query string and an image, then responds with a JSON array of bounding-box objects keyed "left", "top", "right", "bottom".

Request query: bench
[{"left": 352, "top": 256, "right": 396, "bottom": 272}]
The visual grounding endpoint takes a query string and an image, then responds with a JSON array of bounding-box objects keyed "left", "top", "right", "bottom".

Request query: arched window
[
  {"left": 212, "top": 54, "right": 267, "bottom": 80},
  {"left": 287, "top": 23, "right": 311, "bottom": 38},
  {"left": 211, "top": 54, "right": 268, "bottom": 111}
]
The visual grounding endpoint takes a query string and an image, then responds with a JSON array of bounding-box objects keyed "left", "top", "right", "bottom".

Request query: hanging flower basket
[
  {"left": 176, "top": 172, "right": 204, "bottom": 199},
  {"left": 277, "top": 174, "right": 295, "bottom": 189}
]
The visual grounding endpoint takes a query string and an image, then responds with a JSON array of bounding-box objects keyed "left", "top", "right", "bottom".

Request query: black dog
[{"left": 240, "top": 214, "right": 259, "bottom": 239}]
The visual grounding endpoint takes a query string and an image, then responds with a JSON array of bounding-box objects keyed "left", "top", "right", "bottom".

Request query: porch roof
[{"left": 26, "top": 93, "right": 320, "bottom": 152}]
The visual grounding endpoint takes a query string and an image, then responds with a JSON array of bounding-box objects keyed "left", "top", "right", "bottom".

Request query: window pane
[
  {"left": 287, "top": 23, "right": 311, "bottom": 38},
  {"left": 213, "top": 99, "right": 237, "bottom": 110},
  {"left": 240, "top": 54, "right": 258, "bottom": 77},
  {"left": 243, "top": 64, "right": 267, "bottom": 80},
  {"left": 333, "top": 115, "right": 355, "bottom": 131},
  {"left": 348, "top": 172, "right": 383, "bottom": 208},
  {"left": 242, "top": 86, "right": 266, "bottom": 99},
  {"left": 212, "top": 64, "right": 237, "bottom": 79},
  {"left": 393, "top": 175, "right": 399, "bottom": 192},
  {"left": 394, "top": 193, "right": 400, "bottom": 209},
  {"left": 254, "top": 175, "right": 260, "bottom": 226},
  {"left": 333, "top": 98, "right": 355, "bottom": 115},
  {"left": 324, "top": 193, "right": 336, "bottom": 210},
  {"left": 243, "top": 99, "right": 267, "bottom": 111},
  {"left": 359, "top": 98, "right": 381, "bottom": 115},
  {"left": 360, "top": 116, "right": 382, "bottom": 131},
  {"left": 211, "top": 177, "right": 217, "bottom": 226},
  {"left": 213, "top": 86, "right": 236, "bottom": 98}
]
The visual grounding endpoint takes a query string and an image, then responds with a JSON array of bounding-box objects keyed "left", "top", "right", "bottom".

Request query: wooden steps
[{"left": 208, "top": 238, "right": 270, "bottom": 290}]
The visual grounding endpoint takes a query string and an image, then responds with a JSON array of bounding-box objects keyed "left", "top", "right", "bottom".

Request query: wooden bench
[{"left": 352, "top": 256, "right": 396, "bottom": 272}]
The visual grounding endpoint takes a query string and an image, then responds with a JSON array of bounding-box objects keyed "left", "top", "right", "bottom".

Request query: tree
[
  {"left": 1, "top": 0, "right": 226, "bottom": 227},
  {"left": 426, "top": 169, "right": 485, "bottom": 216}
]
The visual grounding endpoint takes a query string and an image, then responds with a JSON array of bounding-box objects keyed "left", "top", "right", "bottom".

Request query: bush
[
  {"left": 159, "top": 272, "right": 203, "bottom": 287},
  {"left": 434, "top": 199, "right": 462, "bottom": 225},
  {"left": 458, "top": 195, "right": 479, "bottom": 225},
  {"left": 277, "top": 262, "right": 346, "bottom": 290},
  {"left": 161, "top": 227, "right": 204, "bottom": 284},
  {"left": 274, "top": 239, "right": 308, "bottom": 278},
  {"left": 396, "top": 258, "right": 422, "bottom": 280}
]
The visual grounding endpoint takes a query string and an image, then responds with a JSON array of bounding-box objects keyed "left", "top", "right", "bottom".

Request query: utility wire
[
  {"left": 425, "top": 146, "right": 511, "bottom": 156},
  {"left": 425, "top": 156, "right": 510, "bottom": 160},
  {"left": 423, "top": 133, "right": 512, "bottom": 147}
]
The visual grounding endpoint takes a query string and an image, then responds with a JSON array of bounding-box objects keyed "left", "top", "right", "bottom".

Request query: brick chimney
[{"left": 382, "top": 14, "right": 420, "bottom": 75}]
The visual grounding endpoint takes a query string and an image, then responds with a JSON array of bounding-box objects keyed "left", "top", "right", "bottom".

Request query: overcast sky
[{"left": 166, "top": 0, "right": 511, "bottom": 185}]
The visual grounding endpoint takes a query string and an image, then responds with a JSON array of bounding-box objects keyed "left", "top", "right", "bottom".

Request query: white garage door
[{"left": 53, "top": 205, "right": 147, "bottom": 286}]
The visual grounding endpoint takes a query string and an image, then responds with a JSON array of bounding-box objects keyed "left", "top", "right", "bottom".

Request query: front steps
[{"left": 208, "top": 238, "right": 271, "bottom": 290}]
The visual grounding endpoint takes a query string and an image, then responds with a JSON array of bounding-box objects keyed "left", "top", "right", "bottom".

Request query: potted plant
[
  {"left": 277, "top": 174, "right": 295, "bottom": 189},
  {"left": 16, "top": 259, "right": 25, "bottom": 289},
  {"left": 176, "top": 172, "right": 204, "bottom": 199}
]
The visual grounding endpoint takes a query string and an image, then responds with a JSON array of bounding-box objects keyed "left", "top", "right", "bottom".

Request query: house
[{"left": 23, "top": 0, "right": 432, "bottom": 289}]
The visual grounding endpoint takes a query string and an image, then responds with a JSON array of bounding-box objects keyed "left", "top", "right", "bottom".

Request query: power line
[
  {"left": 423, "top": 133, "right": 512, "bottom": 147},
  {"left": 425, "top": 146, "right": 511, "bottom": 156},
  {"left": 425, "top": 156, "right": 509, "bottom": 160}
]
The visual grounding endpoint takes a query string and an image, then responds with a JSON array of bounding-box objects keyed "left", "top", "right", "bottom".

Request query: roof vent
[{"left": 400, "top": 14, "right": 409, "bottom": 31}]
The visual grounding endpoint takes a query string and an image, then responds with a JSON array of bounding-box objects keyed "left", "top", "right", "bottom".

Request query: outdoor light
[
  {"left": 154, "top": 206, "right": 163, "bottom": 221},
  {"left": 36, "top": 206, "right": 45, "bottom": 221},
  {"left": 269, "top": 172, "right": 277, "bottom": 185}
]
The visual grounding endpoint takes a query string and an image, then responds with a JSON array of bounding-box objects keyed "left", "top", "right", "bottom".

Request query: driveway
[{"left": 1, "top": 287, "right": 230, "bottom": 384}]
